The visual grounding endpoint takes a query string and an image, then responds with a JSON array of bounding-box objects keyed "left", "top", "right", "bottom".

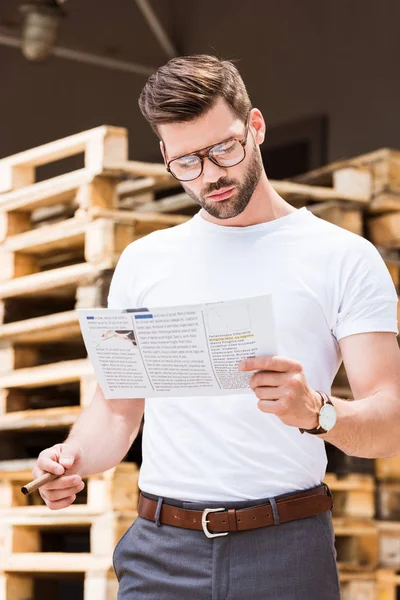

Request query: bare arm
[
  {"left": 65, "top": 383, "right": 144, "bottom": 477},
  {"left": 319, "top": 331, "right": 400, "bottom": 458}
]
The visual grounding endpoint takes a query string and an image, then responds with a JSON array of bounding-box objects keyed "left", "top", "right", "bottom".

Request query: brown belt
[{"left": 138, "top": 484, "right": 333, "bottom": 538}]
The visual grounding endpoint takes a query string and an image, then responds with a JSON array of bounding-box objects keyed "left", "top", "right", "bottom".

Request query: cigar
[{"left": 21, "top": 472, "right": 61, "bottom": 496}]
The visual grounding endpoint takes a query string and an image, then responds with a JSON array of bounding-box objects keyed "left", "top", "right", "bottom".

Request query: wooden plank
[
  {"left": 88, "top": 206, "right": 190, "bottom": 226},
  {"left": 333, "top": 517, "right": 378, "bottom": 570},
  {"left": 0, "top": 211, "right": 31, "bottom": 243},
  {"left": 0, "top": 261, "right": 114, "bottom": 300},
  {"left": 269, "top": 179, "right": 369, "bottom": 204},
  {"left": 376, "top": 568, "right": 400, "bottom": 600},
  {"left": 3, "top": 553, "right": 113, "bottom": 572},
  {"left": 307, "top": 200, "right": 364, "bottom": 235},
  {"left": 376, "top": 482, "right": 400, "bottom": 520},
  {"left": 0, "top": 169, "right": 93, "bottom": 213},
  {"left": 0, "top": 573, "right": 33, "bottom": 600},
  {"left": 291, "top": 148, "right": 391, "bottom": 186},
  {"left": 376, "top": 456, "right": 400, "bottom": 481},
  {"left": 0, "top": 406, "right": 81, "bottom": 432},
  {"left": 377, "top": 521, "right": 400, "bottom": 568},
  {"left": 0, "top": 344, "right": 39, "bottom": 375},
  {"left": 323, "top": 473, "right": 375, "bottom": 518},
  {"left": 0, "top": 126, "right": 127, "bottom": 194},
  {"left": 0, "top": 310, "right": 80, "bottom": 344},
  {"left": 333, "top": 167, "right": 373, "bottom": 199},
  {"left": 0, "top": 251, "right": 39, "bottom": 282},
  {"left": 369, "top": 192, "right": 400, "bottom": 213},
  {"left": 0, "top": 358, "right": 93, "bottom": 389},
  {"left": 367, "top": 212, "right": 400, "bottom": 248}
]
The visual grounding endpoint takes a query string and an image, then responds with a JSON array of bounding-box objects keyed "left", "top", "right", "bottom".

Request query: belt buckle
[{"left": 201, "top": 508, "right": 229, "bottom": 538}]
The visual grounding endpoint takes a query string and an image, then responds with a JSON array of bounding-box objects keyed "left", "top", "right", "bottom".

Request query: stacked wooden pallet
[
  {"left": 0, "top": 126, "right": 189, "bottom": 600},
  {"left": 0, "top": 460, "right": 139, "bottom": 600},
  {"left": 291, "top": 149, "right": 400, "bottom": 599}
]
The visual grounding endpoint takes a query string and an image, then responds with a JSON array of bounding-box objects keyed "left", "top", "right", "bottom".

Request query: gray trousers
[{"left": 113, "top": 485, "right": 341, "bottom": 599}]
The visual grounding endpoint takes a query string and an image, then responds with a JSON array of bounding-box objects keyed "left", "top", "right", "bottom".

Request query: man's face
[{"left": 158, "top": 98, "right": 263, "bottom": 220}]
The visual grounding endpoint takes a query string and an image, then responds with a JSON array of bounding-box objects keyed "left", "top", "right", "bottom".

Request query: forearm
[
  {"left": 318, "top": 391, "right": 400, "bottom": 459},
  {"left": 65, "top": 386, "right": 143, "bottom": 477}
]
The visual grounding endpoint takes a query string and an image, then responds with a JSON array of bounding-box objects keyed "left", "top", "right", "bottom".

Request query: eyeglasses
[{"left": 166, "top": 114, "right": 251, "bottom": 182}]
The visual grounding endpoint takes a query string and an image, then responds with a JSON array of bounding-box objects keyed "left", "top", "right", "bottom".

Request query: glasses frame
[{"left": 166, "top": 113, "right": 251, "bottom": 182}]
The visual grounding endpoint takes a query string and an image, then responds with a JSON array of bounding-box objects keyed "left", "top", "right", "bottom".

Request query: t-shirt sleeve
[
  {"left": 333, "top": 238, "right": 399, "bottom": 341},
  {"left": 107, "top": 246, "right": 133, "bottom": 309}
]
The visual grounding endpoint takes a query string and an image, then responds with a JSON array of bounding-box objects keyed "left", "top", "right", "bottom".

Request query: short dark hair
[{"left": 138, "top": 54, "right": 252, "bottom": 134}]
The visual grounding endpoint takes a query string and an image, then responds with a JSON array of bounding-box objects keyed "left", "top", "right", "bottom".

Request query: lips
[{"left": 207, "top": 187, "right": 235, "bottom": 200}]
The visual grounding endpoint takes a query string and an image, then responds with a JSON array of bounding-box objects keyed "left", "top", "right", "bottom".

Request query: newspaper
[{"left": 77, "top": 294, "right": 277, "bottom": 398}]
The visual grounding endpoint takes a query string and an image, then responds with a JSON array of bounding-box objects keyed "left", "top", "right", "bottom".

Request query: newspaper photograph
[{"left": 77, "top": 294, "right": 277, "bottom": 398}]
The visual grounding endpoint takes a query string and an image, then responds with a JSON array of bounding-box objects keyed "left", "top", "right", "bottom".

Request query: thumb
[{"left": 59, "top": 441, "right": 83, "bottom": 469}]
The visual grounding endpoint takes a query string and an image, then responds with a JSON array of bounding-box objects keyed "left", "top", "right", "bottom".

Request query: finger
[
  {"left": 46, "top": 495, "right": 77, "bottom": 511},
  {"left": 36, "top": 455, "right": 65, "bottom": 477},
  {"left": 253, "top": 386, "right": 281, "bottom": 401},
  {"left": 250, "top": 372, "right": 284, "bottom": 389},
  {"left": 239, "top": 355, "right": 299, "bottom": 373},
  {"left": 42, "top": 482, "right": 85, "bottom": 502},
  {"left": 41, "top": 475, "right": 83, "bottom": 491},
  {"left": 257, "top": 399, "right": 284, "bottom": 415}
]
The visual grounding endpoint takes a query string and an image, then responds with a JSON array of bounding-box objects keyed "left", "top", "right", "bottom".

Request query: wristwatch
[{"left": 299, "top": 391, "right": 337, "bottom": 435}]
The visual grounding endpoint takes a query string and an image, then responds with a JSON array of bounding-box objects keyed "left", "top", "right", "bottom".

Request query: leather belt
[{"left": 138, "top": 484, "right": 333, "bottom": 538}]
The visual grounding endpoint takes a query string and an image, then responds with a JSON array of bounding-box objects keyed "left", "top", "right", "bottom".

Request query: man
[{"left": 33, "top": 55, "right": 400, "bottom": 599}]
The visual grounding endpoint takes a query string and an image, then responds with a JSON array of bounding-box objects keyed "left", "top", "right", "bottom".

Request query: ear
[{"left": 250, "top": 108, "right": 266, "bottom": 145}]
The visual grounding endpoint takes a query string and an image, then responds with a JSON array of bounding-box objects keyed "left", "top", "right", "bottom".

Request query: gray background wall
[{"left": 0, "top": 0, "right": 399, "bottom": 164}]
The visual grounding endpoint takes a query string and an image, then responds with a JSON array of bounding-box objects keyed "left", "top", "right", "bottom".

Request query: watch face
[{"left": 320, "top": 404, "right": 337, "bottom": 431}]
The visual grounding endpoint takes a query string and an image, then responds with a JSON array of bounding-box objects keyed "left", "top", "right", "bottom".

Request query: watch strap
[{"left": 299, "top": 391, "right": 332, "bottom": 435}]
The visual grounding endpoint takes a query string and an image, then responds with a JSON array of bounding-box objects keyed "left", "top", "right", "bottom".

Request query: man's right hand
[{"left": 33, "top": 441, "right": 85, "bottom": 510}]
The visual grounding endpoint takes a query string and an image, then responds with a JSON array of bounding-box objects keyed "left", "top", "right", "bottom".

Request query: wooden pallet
[
  {"left": 0, "top": 459, "right": 139, "bottom": 511},
  {"left": 333, "top": 518, "right": 378, "bottom": 571},
  {"left": 339, "top": 569, "right": 376, "bottom": 600},
  {"left": 291, "top": 148, "right": 400, "bottom": 214},
  {"left": 367, "top": 212, "right": 400, "bottom": 249},
  {"left": 376, "top": 482, "right": 400, "bottom": 521},
  {"left": 0, "top": 125, "right": 129, "bottom": 195},
  {"left": 0, "top": 209, "right": 188, "bottom": 283},
  {"left": 324, "top": 473, "right": 375, "bottom": 519},
  {"left": 376, "top": 456, "right": 400, "bottom": 481},
  {"left": 376, "top": 568, "right": 400, "bottom": 600},
  {"left": 0, "top": 358, "right": 96, "bottom": 418},
  {"left": 378, "top": 522, "right": 400, "bottom": 569},
  {"left": 0, "top": 568, "right": 118, "bottom": 600}
]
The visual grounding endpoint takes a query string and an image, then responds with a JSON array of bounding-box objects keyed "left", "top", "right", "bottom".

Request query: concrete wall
[{"left": 0, "top": 0, "right": 399, "bottom": 165}]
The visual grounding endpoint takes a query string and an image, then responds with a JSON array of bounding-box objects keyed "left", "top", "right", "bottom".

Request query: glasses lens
[
  {"left": 169, "top": 155, "right": 202, "bottom": 181},
  {"left": 209, "top": 140, "right": 245, "bottom": 167}
]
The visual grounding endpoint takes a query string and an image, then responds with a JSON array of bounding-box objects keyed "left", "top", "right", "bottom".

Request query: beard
[{"left": 181, "top": 143, "right": 263, "bottom": 220}]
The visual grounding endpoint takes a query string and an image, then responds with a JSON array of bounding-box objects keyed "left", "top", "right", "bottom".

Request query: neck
[{"left": 199, "top": 172, "right": 297, "bottom": 227}]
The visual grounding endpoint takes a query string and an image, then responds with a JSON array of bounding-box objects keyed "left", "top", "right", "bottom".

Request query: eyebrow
[{"left": 169, "top": 132, "right": 238, "bottom": 162}]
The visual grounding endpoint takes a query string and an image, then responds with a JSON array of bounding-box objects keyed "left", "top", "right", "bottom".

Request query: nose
[{"left": 201, "top": 156, "right": 227, "bottom": 184}]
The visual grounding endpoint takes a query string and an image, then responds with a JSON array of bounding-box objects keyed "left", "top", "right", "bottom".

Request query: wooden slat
[
  {"left": 3, "top": 553, "right": 113, "bottom": 572},
  {"left": 0, "top": 358, "right": 93, "bottom": 389},
  {"left": 0, "top": 406, "right": 82, "bottom": 432},
  {"left": 367, "top": 212, "right": 400, "bottom": 248},
  {"left": 270, "top": 179, "right": 370, "bottom": 204},
  {"left": 0, "top": 126, "right": 126, "bottom": 170},
  {"left": 0, "top": 310, "right": 80, "bottom": 344},
  {"left": 0, "top": 261, "right": 113, "bottom": 299},
  {"left": 291, "top": 148, "right": 392, "bottom": 186},
  {"left": 0, "top": 169, "right": 93, "bottom": 213}
]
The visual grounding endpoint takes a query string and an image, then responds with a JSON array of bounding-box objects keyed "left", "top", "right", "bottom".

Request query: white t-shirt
[{"left": 107, "top": 206, "right": 399, "bottom": 501}]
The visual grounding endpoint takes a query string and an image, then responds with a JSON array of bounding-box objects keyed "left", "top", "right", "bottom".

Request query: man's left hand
[{"left": 238, "top": 355, "right": 322, "bottom": 431}]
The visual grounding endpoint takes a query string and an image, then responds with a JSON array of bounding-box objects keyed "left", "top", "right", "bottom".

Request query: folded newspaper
[{"left": 77, "top": 294, "right": 277, "bottom": 398}]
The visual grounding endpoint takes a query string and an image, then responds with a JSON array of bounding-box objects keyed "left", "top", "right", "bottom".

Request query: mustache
[{"left": 203, "top": 179, "right": 237, "bottom": 196}]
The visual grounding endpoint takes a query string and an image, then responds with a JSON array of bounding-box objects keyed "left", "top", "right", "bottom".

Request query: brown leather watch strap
[{"left": 138, "top": 484, "right": 333, "bottom": 534}]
